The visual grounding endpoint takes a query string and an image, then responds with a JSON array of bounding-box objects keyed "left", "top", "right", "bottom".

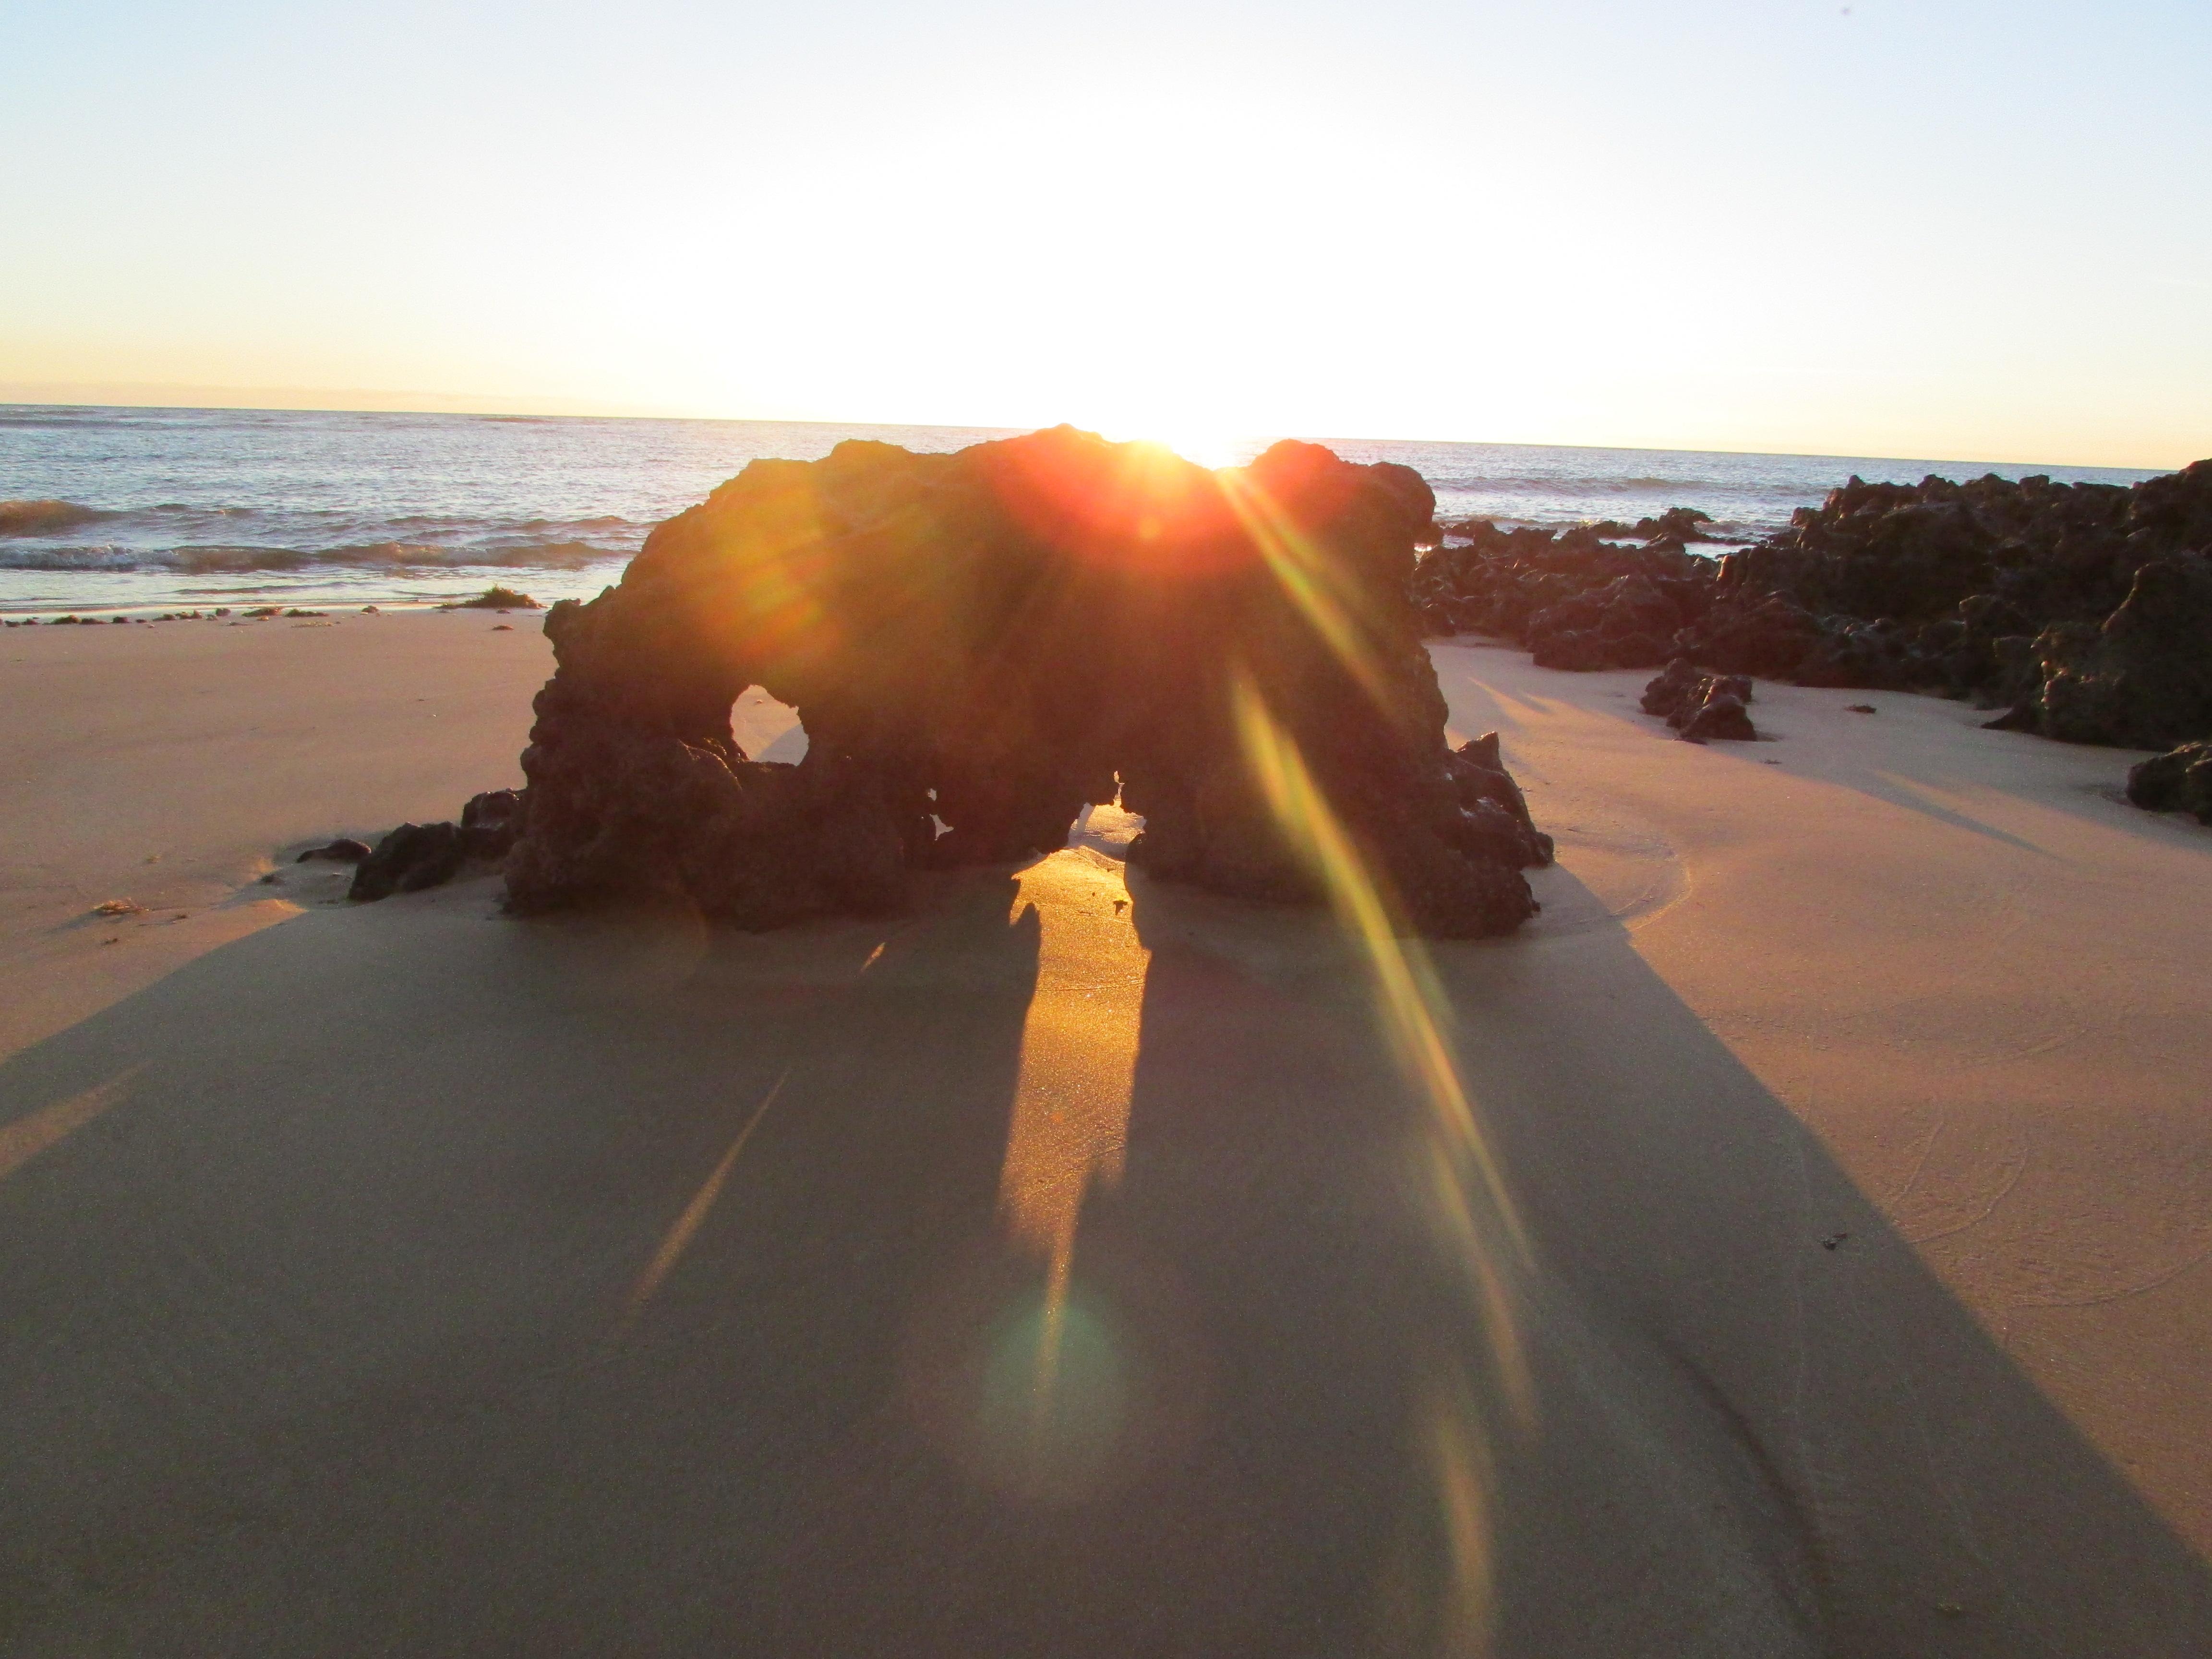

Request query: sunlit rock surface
[{"left": 505, "top": 426, "right": 1546, "bottom": 937}]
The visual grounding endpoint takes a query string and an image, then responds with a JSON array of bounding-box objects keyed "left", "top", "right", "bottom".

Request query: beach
[{"left": 2, "top": 611, "right": 2208, "bottom": 1652}]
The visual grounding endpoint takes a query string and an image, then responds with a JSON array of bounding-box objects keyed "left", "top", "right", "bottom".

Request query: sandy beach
[{"left": 2, "top": 611, "right": 2207, "bottom": 1654}]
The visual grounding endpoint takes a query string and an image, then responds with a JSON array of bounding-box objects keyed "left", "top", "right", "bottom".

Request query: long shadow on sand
[{"left": 0, "top": 863, "right": 2205, "bottom": 1656}]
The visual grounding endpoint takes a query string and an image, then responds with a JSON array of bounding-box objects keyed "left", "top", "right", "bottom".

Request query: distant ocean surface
[{"left": 0, "top": 404, "right": 2167, "bottom": 618}]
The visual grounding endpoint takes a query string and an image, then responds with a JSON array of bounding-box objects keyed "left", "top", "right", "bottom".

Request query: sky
[{"left": 1, "top": 0, "right": 2207, "bottom": 466}]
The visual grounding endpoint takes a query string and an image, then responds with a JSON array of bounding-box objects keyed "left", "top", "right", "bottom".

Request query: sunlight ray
[{"left": 622, "top": 1065, "right": 793, "bottom": 1324}]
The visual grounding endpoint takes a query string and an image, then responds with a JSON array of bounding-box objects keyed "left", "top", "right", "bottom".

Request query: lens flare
[
  {"left": 1217, "top": 469, "right": 1402, "bottom": 718},
  {"left": 621, "top": 1066, "right": 792, "bottom": 1325},
  {"left": 1229, "top": 666, "right": 1533, "bottom": 1654}
]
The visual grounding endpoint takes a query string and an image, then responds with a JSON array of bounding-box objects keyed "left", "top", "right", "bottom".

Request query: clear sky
[{"left": 2, "top": 0, "right": 2206, "bottom": 465}]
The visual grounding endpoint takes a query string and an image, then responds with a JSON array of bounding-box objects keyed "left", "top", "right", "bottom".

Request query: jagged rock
[
  {"left": 1674, "top": 588, "right": 1821, "bottom": 680},
  {"left": 505, "top": 428, "right": 1544, "bottom": 938},
  {"left": 1640, "top": 658, "right": 1704, "bottom": 719},
  {"left": 1413, "top": 518, "right": 1710, "bottom": 669},
  {"left": 1641, "top": 658, "right": 1758, "bottom": 741},
  {"left": 460, "top": 789, "right": 526, "bottom": 861},
  {"left": 1994, "top": 555, "right": 2212, "bottom": 748},
  {"left": 1632, "top": 507, "right": 1716, "bottom": 542},
  {"left": 1528, "top": 574, "right": 1682, "bottom": 671},
  {"left": 349, "top": 823, "right": 466, "bottom": 901},
  {"left": 2126, "top": 743, "right": 2212, "bottom": 824},
  {"left": 1416, "top": 461, "right": 2212, "bottom": 740},
  {"left": 297, "top": 838, "right": 373, "bottom": 863},
  {"left": 1681, "top": 691, "right": 1757, "bottom": 743},
  {"left": 1446, "top": 733, "right": 1555, "bottom": 867}
]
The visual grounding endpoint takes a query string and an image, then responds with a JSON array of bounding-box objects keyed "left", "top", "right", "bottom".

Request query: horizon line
[{"left": 0, "top": 383, "right": 2185, "bottom": 478}]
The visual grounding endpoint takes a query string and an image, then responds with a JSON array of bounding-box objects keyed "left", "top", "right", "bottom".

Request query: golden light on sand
[
  {"left": 622, "top": 1066, "right": 792, "bottom": 1324},
  {"left": 994, "top": 848, "right": 1152, "bottom": 1439},
  {"left": 0, "top": 1068, "right": 140, "bottom": 1183}
]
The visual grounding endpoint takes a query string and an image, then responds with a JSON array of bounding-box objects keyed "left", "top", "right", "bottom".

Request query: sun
[{"left": 1091, "top": 422, "right": 1254, "bottom": 473}]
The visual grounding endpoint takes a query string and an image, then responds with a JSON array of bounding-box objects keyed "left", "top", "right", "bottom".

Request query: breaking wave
[
  {"left": 0, "top": 499, "right": 115, "bottom": 536},
  {"left": 0, "top": 537, "right": 626, "bottom": 573}
]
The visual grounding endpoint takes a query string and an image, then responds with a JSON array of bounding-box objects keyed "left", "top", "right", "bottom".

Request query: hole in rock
[{"left": 733, "top": 689, "right": 807, "bottom": 765}]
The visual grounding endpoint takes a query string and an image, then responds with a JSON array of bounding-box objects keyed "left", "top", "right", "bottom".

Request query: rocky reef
[
  {"left": 441, "top": 427, "right": 1551, "bottom": 938},
  {"left": 1415, "top": 459, "right": 2212, "bottom": 773}
]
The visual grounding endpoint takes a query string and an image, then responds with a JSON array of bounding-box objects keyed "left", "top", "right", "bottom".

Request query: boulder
[
  {"left": 502, "top": 428, "right": 1546, "bottom": 938},
  {"left": 1641, "top": 658, "right": 1758, "bottom": 742},
  {"left": 1445, "top": 733, "right": 1554, "bottom": 867},
  {"left": 297, "top": 838, "right": 373, "bottom": 863},
  {"left": 1996, "top": 555, "right": 2212, "bottom": 748},
  {"left": 2126, "top": 743, "right": 2212, "bottom": 825},
  {"left": 460, "top": 789, "right": 527, "bottom": 861},
  {"left": 349, "top": 823, "right": 466, "bottom": 901}
]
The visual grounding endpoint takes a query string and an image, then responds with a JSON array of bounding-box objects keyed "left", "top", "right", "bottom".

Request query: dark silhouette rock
[
  {"left": 460, "top": 789, "right": 527, "bottom": 861},
  {"left": 446, "top": 586, "right": 541, "bottom": 610},
  {"left": 1674, "top": 588, "right": 1821, "bottom": 680},
  {"left": 1412, "top": 517, "right": 1711, "bottom": 670},
  {"left": 1528, "top": 574, "right": 1683, "bottom": 671},
  {"left": 1414, "top": 461, "right": 2212, "bottom": 752},
  {"left": 1632, "top": 506, "right": 1716, "bottom": 543},
  {"left": 1681, "top": 692, "right": 1757, "bottom": 743},
  {"left": 2127, "top": 743, "right": 2212, "bottom": 824},
  {"left": 297, "top": 838, "right": 373, "bottom": 863},
  {"left": 1992, "top": 555, "right": 2212, "bottom": 749},
  {"left": 1445, "top": 733, "right": 1554, "bottom": 867},
  {"left": 1641, "top": 658, "right": 1758, "bottom": 742},
  {"left": 349, "top": 823, "right": 467, "bottom": 901},
  {"left": 503, "top": 428, "right": 1543, "bottom": 938}
]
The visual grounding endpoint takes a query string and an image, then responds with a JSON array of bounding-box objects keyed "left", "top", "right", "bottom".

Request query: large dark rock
[
  {"left": 1411, "top": 517, "right": 1713, "bottom": 672},
  {"left": 502, "top": 428, "right": 1544, "bottom": 938},
  {"left": 1641, "top": 659, "right": 1757, "bottom": 742},
  {"left": 460, "top": 789, "right": 527, "bottom": 860},
  {"left": 349, "top": 822, "right": 467, "bottom": 902},
  {"left": 2127, "top": 743, "right": 2212, "bottom": 824},
  {"left": 1994, "top": 555, "right": 2212, "bottom": 748},
  {"left": 1412, "top": 460, "right": 2212, "bottom": 757},
  {"left": 1445, "top": 733, "right": 1555, "bottom": 868},
  {"left": 349, "top": 794, "right": 529, "bottom": 902}
]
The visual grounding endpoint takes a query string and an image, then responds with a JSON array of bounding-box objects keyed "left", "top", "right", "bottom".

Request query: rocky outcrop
[
  {"left": 1411, "top": 518, "right": 1715, "bottom": 671},
  {"left": 1641, "top": 659, "right": 1757, "bottom": 742},
  {"left": 1413, "top": 460, "right": 2212, "bottom": 786},
  {"left": 348, "top": 790, "right": 529, "bottom": 902},
  {"left": 349, "top": 823, "right": 467, "bottom": 902},
  {"left": 297, "top": 838, "right": 372, "bottom": 863},
  {"left": 2127, "top": 743, "right": 2212, "bottom": 825},
  {"left": 499, "top": 428, "right": 1548, "bottom": 938},
  {"left": 1446, "top": 733, "right": 1556, "bottom": 869},
  {"left": 1985, "top": 555, "right": 2212, "bottom": 749}
]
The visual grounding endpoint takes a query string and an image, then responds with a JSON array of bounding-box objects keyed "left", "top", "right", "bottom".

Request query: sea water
[{"left": 0, "top": 404, "right": 2164, "bottom": 619}]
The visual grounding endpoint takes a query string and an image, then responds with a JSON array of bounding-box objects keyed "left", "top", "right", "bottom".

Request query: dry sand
[{"left": 0, "top": 613, "right": 2207, "bottom": 1654}]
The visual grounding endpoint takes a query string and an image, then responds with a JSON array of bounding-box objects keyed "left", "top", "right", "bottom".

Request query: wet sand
[{"left": 0, "top": 614, "right": 2207, "bottom": 1654}]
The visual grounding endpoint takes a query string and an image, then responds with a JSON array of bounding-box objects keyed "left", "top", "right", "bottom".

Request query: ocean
[{"left": 0, "top": 404, "right": 2167, "bottom": 619}]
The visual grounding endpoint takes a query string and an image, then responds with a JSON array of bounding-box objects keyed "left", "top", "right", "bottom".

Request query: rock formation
[
  {"left": 1640, "top": 659, "right": 1757, "bottom": 742},
  {"left": 1984, "top": 554, "right": 2212, "bottom": 749},
  {"left": 1410, "top": 520, "right": 1716, "bottom": 671},
  {"left": 2127, "top": 742, "right": 2212, "bottom": 825},
  {"left": 486, "top": 428, "right": 1547, "bottom": 938},
  {"left": 347, "top": 792, "right": 527, "bottom": 902},
  {"left": 1414, "top": 459, "right": 2212, "bottom": 806}
]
